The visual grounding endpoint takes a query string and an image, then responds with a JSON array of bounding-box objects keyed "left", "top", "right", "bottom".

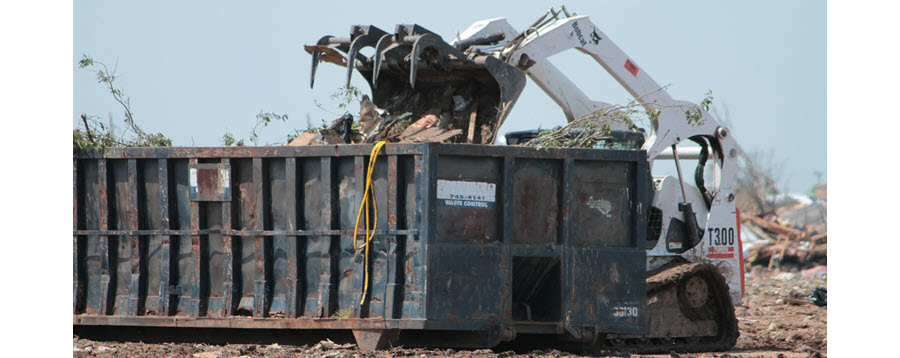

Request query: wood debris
[
  {"left": 288, "top": 132, "right": 321, "bottom": 146},
  {"left": 319, "top": 128, "right": 345, "bottom": 144},
  {"left": 743, "top": 216, "right": 806, "bottom": 241},
  {"left": 742, "top": 191, "right": 827, "bottom": 270}
]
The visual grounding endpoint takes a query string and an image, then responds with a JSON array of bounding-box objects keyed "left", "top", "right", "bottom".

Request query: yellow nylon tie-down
[{"left": 353, "top": 141, "right": 387, "bottom": 305}]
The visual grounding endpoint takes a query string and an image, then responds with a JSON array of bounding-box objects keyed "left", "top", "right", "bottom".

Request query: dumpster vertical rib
[
  {"left": 253, "top": 157, "right": 267, "bottom": 317},
  {"left": 633, "top": 158, "right": 648, "bottom": 247},
  {"left": 353, "top": 155, "right": 365, "bottom": 317},
  {"left": 318, "top": 157, "right": 333, "bottom": 317},
  {"left": 560, "top": 158, "right": 573, "bottom": 246},
  {"left": 403, "top": 149, "right": 427, "bottom": 318},
  {"left": 284, "top": 157, "right": 298, "bottom": 317},
  {"left": 383, "top": 155, "right": 398, "bottom": 319},
  {"left": 410, "top": 146, "right": 434, "bottom": 318},
  {"left": 157, "top": 159, "right": 171, "bottom": 316},
  {"left": 560, "top": 158, "right": 574, "bottom": 321},
  {"left": 98, "top": 159, "right": 112, "bottom": 315},
  {"left": 501, "top": 155, "right": 514, "bottom": 320},
  {"left": 295, "top": 158, "right": 307, "bottom": 317},
  {"left": 127, "top": 159, "right": 141, "bottom": 315},
  {"left": 403, "top": 152, "right": 424, "bottom": 319},
  {"left": 502, "top": 156, "right": 514, "bottom": 244},
  {"left": 73, "top": 159, "right": 80, "bottom": 313},
  {"left": 221, "top": 158, "right": 234, "bottom": 317},
  {"left": 189, "top": 158, "right": 202, "bottom": 317},
  {"left": 367, "top": 154, "right": 387, "bottom": 319}
]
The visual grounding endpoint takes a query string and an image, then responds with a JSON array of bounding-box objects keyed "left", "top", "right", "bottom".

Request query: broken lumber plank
[
  {"left": 467, "top": 99, "right": 478, "bottom": 143},
  {"left": 743, "top": 216, "right": 806, "bottom": 240},
  {"left": 319, "top": 128, "right": 346, "bottom": 144},
  {"left": 288, "top": 132, "right": 319, "bottom": 146}
]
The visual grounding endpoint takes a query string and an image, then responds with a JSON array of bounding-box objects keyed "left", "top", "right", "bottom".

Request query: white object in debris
[
  {"left": 774, "top": 272, "right": 797, "bottom": 281},
  {"left": 452, "top": 95, "right": 470, "bottom": 111},
  {"left": 769, "top": 192, "right": 814, "bottom": 206},
  {"left": 740, "top": 226, "right": 766, "bottom": 257}
]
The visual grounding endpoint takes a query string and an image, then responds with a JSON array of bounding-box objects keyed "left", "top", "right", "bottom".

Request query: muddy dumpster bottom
[{"left": 73, "top": 270, "right": 828, "bottom": 357}]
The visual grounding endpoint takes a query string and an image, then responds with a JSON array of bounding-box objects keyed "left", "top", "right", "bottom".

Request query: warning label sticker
[
  {"left": 624, "top": 59, "right": 640, "bottom": 77},
  {"left": 707, "top": 246, "right": 735, "bottom": 259},
  {"left": 437, "top": 180, "right": 496, "bottom": 209}
]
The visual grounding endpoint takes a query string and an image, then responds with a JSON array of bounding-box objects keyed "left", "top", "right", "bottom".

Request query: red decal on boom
[{"left": 625, "top": 59, "right": 639, "bottom": 77}]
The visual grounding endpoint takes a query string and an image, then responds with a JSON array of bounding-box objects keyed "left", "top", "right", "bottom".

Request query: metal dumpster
[{"left": 72, "top": 143, "right": 651, "bottom": 349}]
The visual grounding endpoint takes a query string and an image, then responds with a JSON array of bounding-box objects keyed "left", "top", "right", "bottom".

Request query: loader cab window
[{"left": 647, "top": 206, "right": 663, "bottom": 250}]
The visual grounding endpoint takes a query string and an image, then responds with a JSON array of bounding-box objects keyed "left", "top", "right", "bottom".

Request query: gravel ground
[{"left": 73, "top": 269, "right": 826, "bottom": 358}]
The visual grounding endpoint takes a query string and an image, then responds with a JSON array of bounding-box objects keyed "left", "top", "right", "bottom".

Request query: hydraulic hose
[
  {"left": 353, "top": 141, "right": 388, "bottom": 305},
  {"left": 690, "top": 136, "right": 713, "bottom": 210}
]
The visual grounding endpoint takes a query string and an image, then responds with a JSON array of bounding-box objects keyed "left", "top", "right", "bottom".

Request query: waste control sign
[{"left": 436, "top": 180, "right": 496, "bottom": 209}]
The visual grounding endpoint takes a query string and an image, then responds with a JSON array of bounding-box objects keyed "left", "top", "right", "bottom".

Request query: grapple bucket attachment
[{"left": 305, "top": 24, "right": 526, "bottom": 143}]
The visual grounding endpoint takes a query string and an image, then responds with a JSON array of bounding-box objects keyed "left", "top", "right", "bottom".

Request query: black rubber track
[{"left": 596, "top": 262, "right": 739, "bottom": 354}]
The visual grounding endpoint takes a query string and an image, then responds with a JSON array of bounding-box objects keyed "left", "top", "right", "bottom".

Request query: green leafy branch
[
  {"left": 313, "top": 85, "right": 363, "bottom": 116},
  {"left": 221, "top": 110, "right": 291, "bottom": 146},
  {"left": 330, "top": 85, "right": 362, "bottom": 110},
  {"left": 251, "top": 111, "right": 289, "bottom": 145},
  {"left": 523, "top": 87, "right": 716, "bottom": 148},
  {"left": 523, "top": 94, "right": 653, "bottom": 148},
  {"left": 685, "top": 90, "right": 714, "bottom": 126},
  {"left": 75, "top": 54, "right": 172, "bottom": 150},
  {"left": 74, "top": 113, "right": 124, "bottom": 151}
]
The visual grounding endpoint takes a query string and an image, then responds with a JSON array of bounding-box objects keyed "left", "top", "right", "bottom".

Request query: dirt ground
[{"left": 72, "top": 269, "right": 826, "bottom": 358}]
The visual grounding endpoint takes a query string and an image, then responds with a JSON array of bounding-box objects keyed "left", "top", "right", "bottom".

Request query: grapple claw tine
[
  {"left": 310, "top": 51, "right": 320, "bottom": 89},
  {"left": 372, "top": 34, "right": 394, "bottom": 89},
  {"left": 306, "top": 22, "right": 526, "bottom": 141},
  {"left": 408, "top": 35, "right": 429, "bottom": 88},
  {"left": 409, "top": 33, "right": 466, "bottom": 88},
  {"left": 346, "top": 37, "right": 363, "bottom": 88},
  {"left": 309, "top": 35, "right": 335, "bottom": 89},
  {"left": 345, "top": 26, "right": 387, "bottom": 89}
]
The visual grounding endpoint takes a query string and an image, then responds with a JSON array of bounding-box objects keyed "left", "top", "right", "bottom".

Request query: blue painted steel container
[{"left": 73, "top": 143, "right": 651, "bottom": 348}]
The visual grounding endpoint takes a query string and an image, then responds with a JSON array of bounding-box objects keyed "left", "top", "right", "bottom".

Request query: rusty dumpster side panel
[
  {"left": 73, "top": 143, "right": 650, "bottom": 345},
  {"left": 422, "top": 145, "right": 650, "bottom": 336},
  {"left": 74, "top": 145, "right": 427, "bottom": 324}
]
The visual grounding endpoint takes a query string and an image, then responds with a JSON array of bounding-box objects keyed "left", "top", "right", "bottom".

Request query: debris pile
[
  {"left": 289, "top": 92, "right": 498, "bottom": 146},
  {"left": 301, "top": 23, "right": 528, "bottom": 146},
  {"left": 742, "top": 190, "right": 827, "bottom": 273}
]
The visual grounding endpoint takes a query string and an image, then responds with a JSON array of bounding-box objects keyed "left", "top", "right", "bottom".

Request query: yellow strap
[{"left": 353, "top": 141, "right": 387, "bottom": 305}]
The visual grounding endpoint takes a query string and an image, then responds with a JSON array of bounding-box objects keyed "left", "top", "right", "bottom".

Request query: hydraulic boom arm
[{"left": 451, "top": 18, "right": 615, "bottom": 123}]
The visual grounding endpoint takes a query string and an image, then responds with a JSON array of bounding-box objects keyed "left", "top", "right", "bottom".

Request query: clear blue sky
[{"left": 73, "top": 1, "right": 825, "bottom": 192}]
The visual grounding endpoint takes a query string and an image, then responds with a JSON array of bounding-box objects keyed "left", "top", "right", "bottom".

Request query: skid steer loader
[{"left": 307, "top": 7, "right": 742, "bottom": 353}]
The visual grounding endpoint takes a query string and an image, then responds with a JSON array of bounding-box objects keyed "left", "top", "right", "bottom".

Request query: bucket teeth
[
  {"left": 310, "top": 23, "right": 474, "bottom": 89},
  {"left": 371, "top": 34, "right": 395, "bottom": 88},
  {"left": 408, "top": 33, "right": 466, "bottom": 88},
  {"left": 305, "top": 23, "right": 526, "bottom": 141},
  {"left": 309, "top": 35, "right": 334, "bottom": 89},
  {"left": 345, "top": 26, "right": 388, "bottom": 88},
  {"left": 308, "top": 35, "right": 352, "bottom": 89}
]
